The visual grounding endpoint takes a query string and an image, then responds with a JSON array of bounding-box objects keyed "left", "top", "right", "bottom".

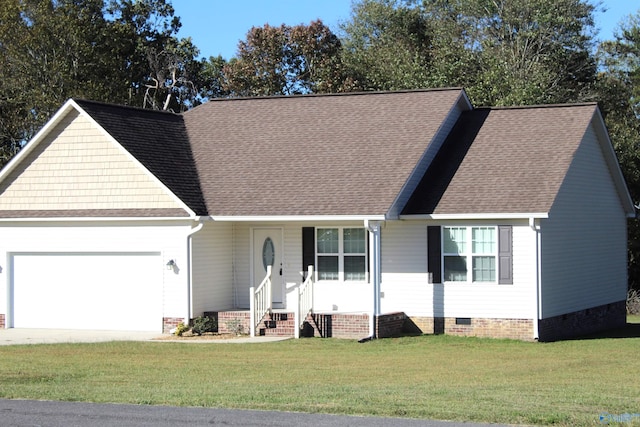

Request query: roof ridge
[
  {"left": 72, "top": 98, "right": 181, "bottom": 116},
  {"left": 476, "top": 102, "right": 598, "bottom": 111},
  {"left": 193, "top": 87, "right": 464, "bottom": 104}
]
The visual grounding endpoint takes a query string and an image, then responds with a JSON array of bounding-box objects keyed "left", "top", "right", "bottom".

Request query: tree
[
  {"left": 339, "top": 0, "right": 437, "bottom": 91},
  {"left": 222, "top": 20, "right": 358, "bottom": 97},
  {"left": 0, "top": 0, "right": 112, "bottom": 164},
  {"left": 142, "top": 37, "right": 208, "bottom": 111},
  {"left": 200, "top": 55, "right": 230, "bottom": 99},
  {"left": 0, "top": 0, "right": 202, "bottom": 167},
  {"left": 445, "top": 0, "right": 598, "bottom": 106},
  {"left": 339, "top": 0, "right": 598, "bottom": 106}
]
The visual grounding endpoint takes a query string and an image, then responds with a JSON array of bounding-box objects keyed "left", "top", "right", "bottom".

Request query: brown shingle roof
[
  {"left": 403, "top": 104, "right": 598, "bottom": 215},
  {"left": 183, "top": 89, "right": 464, "bottom": 216}
]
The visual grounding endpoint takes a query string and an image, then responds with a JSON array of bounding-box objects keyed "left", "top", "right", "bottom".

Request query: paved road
[{"left": 0, "top": 399, "right": 514, "bottom": 427}]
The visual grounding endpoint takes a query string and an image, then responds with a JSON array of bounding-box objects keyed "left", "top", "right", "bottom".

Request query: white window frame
[
  {"left": 442, "top": 225, "right": 498, "bottom": 284},
  {"left": 316, "top": 227, "right": 368, "bottom": 283}
]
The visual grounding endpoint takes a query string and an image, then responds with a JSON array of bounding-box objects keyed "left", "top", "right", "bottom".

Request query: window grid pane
[
  {"left": 317, "top": 229, "right": 338, "bottom": 254},
  {"left": 444, "top": 255, "right": 467, "bottom": 281},
  {"left": 343, "top": 228, "right": 365, "bottom": 254},
  {"left": 344, "top": 256, "right": 366, "bottom": 281},
  {"left": 318, "top": 256, "right": 339, "bottom": 280},
  {"left": 472, "top": 256, "right": 495, "bottom": 282},
  {"left": 472, "top": 227, "right": 496, "bottom": 254},
  {"left": 444, "top": 227, "right": 466, "bottom": 254}
]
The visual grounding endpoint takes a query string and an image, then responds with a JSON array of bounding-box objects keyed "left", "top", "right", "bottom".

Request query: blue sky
[{"left": 173, "top": 1, "right": 640, "bottom": 60}]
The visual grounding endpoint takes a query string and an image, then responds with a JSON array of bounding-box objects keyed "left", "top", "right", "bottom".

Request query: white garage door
[{"left": 11, "top": 252, "right": 163, "bottom": 332}]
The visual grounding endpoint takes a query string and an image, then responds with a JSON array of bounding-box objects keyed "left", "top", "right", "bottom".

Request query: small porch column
[{"left": 366, "top": 220, "right": 383, "bottom": 338}]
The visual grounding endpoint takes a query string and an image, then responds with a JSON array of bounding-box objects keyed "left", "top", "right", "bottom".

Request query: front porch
[{"left": 188, "top": 220, "right": 385, "bottom": 338}]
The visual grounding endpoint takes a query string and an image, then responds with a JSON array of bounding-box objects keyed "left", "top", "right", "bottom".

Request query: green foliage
[
  {"left": 628, "top": 289, "right": 640, "bottom": 315},
  {"left": 173, "top": 322, "right": 189, "bottom": 336},
  {"left": 191, "top": 316, "right": 216, "bottom": 336},
  {"left": 340, "top": 0, "right": 598, "bottom": 105},
  {"left": 340, "top": 0, "right": 435, "bottom": 90},
  {"left": 225, "top": 319, "right": 245, "bottom": 336},
  {"left": 222, "top": 20, "right": 358, "bottom": 96}
]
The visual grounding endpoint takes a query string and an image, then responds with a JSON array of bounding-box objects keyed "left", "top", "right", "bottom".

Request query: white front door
[{"left": 252, "top": 228, "right": 284, "bottom": 307}]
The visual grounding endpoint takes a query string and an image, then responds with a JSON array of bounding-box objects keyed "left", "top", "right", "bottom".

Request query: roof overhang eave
[
  {"left": 399, "top": 212, "right": 549, "bottom": 220},
  {"left": 210, "top": 215, "right": 387, "bottom": 222},
  {"left": 0, "top": 215, "right": 203, "bottom": 223}
]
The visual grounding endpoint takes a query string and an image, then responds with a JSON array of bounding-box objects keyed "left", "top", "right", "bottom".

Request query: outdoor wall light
[{"left": 166, "top": 259, "right": 176, "bottom": 270}]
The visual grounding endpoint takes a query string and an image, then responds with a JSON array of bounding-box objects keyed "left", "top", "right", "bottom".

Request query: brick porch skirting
[
  {"left": 306, "top": 312, "right": 407, "bottom": 339},
  {"left": 0, "top": 313, "right": 5, "bottom": 329},
  {"left": 215, "top": 311, "right": 251, "bottom": 335},
  {"left": 162, "top": 317, "right": 184, "bottom": 334},
  {"left": 310, "top": 313, "right": 370, "bottom": 339}
]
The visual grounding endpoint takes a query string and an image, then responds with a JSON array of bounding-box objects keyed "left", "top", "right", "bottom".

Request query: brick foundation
[
  {"left": 0, "top": 313, "right": 5, "bottom": 329},
  {"left": 538, "top": 300, "right": 626, "bottom": 342},
  {"left": 162, "top": 317, "right": 184, "bottom": 334},
  {"left": 408, "top": 316, "right": 534, "bottom": 340}
]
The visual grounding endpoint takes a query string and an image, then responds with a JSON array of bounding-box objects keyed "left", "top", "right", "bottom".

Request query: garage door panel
[{"left": 12, "top": 252, "right": 162, "bottom": 331}]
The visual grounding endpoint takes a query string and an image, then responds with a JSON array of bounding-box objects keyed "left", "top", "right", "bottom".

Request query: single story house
[{"left": 0, "top": 88, "right": 634, "bottom": 341}]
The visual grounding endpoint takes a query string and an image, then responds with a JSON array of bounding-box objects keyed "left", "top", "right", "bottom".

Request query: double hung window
[
  {"left": 443, "top": 226, "right": 497, "bottom": 283},
  {"left": 316, "top": 228, "right": 367, "bottom": 281}
]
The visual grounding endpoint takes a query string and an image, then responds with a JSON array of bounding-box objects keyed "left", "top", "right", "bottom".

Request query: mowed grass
[{"left": 1, "top": 319, "right": 639, "bottom": 426}]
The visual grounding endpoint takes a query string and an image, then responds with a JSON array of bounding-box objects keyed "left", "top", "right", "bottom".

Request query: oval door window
[{"left": 262, "top": 237, "right": 275, "bottom": 270}]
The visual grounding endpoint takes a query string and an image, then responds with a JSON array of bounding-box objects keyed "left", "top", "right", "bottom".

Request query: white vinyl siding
[
  {"left": 0, "top": 110, "right": 182, "bottom": 211},
  {"left": 229, "top": 219, "right": 536, "bottom": 317},
  {"left": 540, "top": 124, "right": 628, "bottom": 317},
  {"left": 191, "top": 222, "right": 233, "bottom": 315},
  {"left": 379, "top": 220, "right": 536, "bottom": 319}
]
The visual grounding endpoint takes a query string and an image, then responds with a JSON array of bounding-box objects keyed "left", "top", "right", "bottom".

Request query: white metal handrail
[
  {"left": 250, "top": 265, "right": 272, "bottom": 337},
  {"left": 295, "top": 265, "right": 314, "bottom": 339}
]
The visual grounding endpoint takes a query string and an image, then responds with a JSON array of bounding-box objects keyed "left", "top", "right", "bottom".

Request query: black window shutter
[
  {"left": 427, "top": 226, "right": 442, "bottom": 284},
  {"left": 302, "top": 227, "right": 315, "bottom": 279},
  {"left": 498, "top": 225, "right": 513, "bottom": 284}
]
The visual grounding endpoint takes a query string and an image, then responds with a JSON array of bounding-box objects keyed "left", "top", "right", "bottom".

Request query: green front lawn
[{"left": 1, "top": 320, "right": 639, "bottom": 426}]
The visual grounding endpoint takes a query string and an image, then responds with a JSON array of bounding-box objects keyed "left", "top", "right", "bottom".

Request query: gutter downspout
[
  {"left": 365, "top": 220, "right": 383, "bottom": 339},
  {"left": 530, "top": 217, "right": 541, "bottom": 340},
  {"left": 186, "top": 219, "right": 206, "bottom": 323}
]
